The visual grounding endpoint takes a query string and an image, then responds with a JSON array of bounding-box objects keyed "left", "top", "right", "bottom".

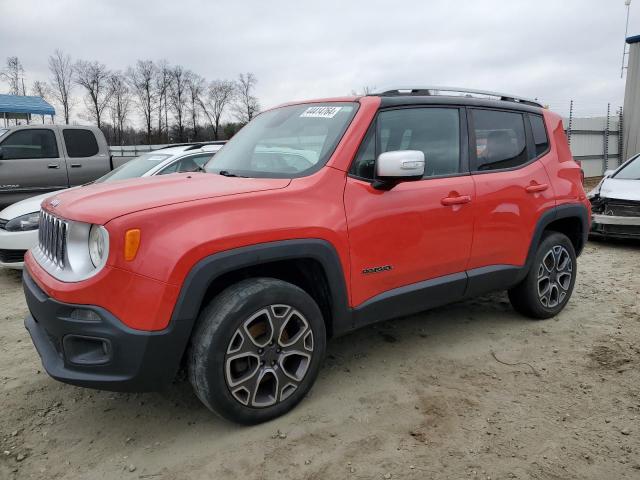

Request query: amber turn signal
[{"left": 124, "top": 229, "right": 141, "bottom": 261}]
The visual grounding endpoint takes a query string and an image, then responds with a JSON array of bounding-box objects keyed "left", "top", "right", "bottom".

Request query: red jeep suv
[{"left": 23, "top": 87, "right": 590, "bottom": 424}]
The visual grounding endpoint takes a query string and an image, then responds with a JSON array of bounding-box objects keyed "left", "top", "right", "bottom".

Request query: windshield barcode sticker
[{"left": 300, "top": 106, "right": 342, "bottom": 118}]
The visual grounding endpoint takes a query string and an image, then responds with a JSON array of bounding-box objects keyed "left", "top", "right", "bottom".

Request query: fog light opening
[{"left": 69, "top": 309, "right": 101, "bottom": 323}]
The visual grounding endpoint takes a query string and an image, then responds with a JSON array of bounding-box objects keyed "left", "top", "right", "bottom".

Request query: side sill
[{"left": 351, "top": 272, "right": 467, "bottom": 329}]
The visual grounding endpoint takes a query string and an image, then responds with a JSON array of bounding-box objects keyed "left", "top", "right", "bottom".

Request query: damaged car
[{"left": 589, "top": 153, "right": 640, "bottom": 239}]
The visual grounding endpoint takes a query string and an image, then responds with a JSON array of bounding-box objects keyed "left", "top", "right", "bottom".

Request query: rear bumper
[
  {"left": 23, "top": 267, "right": 187, "bottom": 392},
  {"left": 591, "top": 214, "right": 640, "bottom": 238}
]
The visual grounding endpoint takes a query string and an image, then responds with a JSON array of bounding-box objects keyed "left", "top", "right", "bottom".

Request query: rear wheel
[
  {"left": 188, "top": 278, "right": 326, "bottom": 424},
  {"left": 508, "top": 232, "right": 577, "bottom": 319}
]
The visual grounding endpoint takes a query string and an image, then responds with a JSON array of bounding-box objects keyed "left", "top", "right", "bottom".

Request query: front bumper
[
  {"left": 0, "top": 227, "right": 37, "bottom": 269},
  {"left": 591, "top": 213, "right": 640, "bottom": 238},
  {"left": 23, "top": 268, "right": 188, "bottom": 392}
]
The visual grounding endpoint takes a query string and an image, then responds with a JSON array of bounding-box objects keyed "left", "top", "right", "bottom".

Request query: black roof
[{"left": 377, "top": 95, "right": 544, "bottom": 114}]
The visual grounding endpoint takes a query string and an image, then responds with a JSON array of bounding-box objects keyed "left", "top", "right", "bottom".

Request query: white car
[
  {"left": 0, "top": 143, "right": 223, "bottom": 269},
  {"left": 589, "top": 152, "right": 640, "bottom": 239}
]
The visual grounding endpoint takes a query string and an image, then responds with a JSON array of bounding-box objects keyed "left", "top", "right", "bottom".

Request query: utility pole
[
  {"left": 622, "top": 0, "right": 632, "bottom": 78},
  {"left": 604, "top": 103, "right": 611, "bottom": 174},
  {"left": 567, "top": 100, "right": 574, "bottom": 147}
]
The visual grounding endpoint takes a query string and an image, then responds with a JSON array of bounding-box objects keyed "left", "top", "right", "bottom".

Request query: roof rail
[
  {"left": 374, "top": 86, "right": 543, "bottom": 108},
  {"left": 156, "top": 141, "right": 227, "bottom": 151}
]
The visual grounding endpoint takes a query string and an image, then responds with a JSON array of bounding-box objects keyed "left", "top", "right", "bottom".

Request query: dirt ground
[{"left": 1, "top": 239, "right": 639, "bottom": 480}]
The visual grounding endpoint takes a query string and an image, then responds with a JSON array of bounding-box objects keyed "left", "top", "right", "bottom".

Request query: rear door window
[
  {"left": 0, "top": 129, "right": 59, "bottom": 159},
  {"left": 158, "top": 154, "right": 213, "bottom": 175},
  {"left": 63, "top": 129, "right": 99, "bottom": 157},
  {"left": 472, "top": 109, "right": 528, "bottom": 171}
]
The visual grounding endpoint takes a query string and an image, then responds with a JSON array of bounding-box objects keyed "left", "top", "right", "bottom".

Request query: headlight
[
  {"left": 5, "top": 212, "right": 40, "bottom": 231},
  {"left": 88, "top": 225, "right": 109, "bottom": 268}
]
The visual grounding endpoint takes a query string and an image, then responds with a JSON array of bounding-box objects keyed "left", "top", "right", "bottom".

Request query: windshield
[
  {"left": 204, "top": 102, "right": 358, "bottom": 178},
  {"left": 94, "top": 152, "right": 173, "bottom": 183},
  {"left": 613, "top": 154, "right": 640, "bottom": 180},
  {"left": 0, "top": 128, "right": 8, "bottom": 138}
]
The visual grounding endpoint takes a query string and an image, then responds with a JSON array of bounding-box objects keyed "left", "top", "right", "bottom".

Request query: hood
[
  {"left": 599, "top": 177, "right": 640, "bottom": 201},
  {"left": 0, "top": 189, "right": 67, "bottom": 220},
  {"left": 43, "top": 172, "right": 291, "bottom": 224}
]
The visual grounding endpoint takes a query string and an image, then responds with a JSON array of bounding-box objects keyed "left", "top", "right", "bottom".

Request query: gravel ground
[{"left": 1, "top": 239, "right": 639, "bottom": 480}]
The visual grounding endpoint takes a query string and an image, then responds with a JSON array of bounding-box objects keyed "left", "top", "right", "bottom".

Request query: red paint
[{"left": 26, "top": 98, "right": 589, "bottom": 332}]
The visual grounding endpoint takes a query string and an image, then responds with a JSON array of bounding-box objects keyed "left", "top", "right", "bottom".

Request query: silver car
[
  {"left": 0, "top": 143, "right": 223, "bottom": 269},
  {"left": 589, "top": 153, "right": 640, "bottom": 239}
]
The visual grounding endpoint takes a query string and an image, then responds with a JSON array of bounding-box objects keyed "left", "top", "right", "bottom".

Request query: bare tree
[
  {"left": 168, "top": 65, "right": 188, "bottom": 142},
  {"left": 186, "top": 72, "right": 205, "bottom": 140},
  {"left": 200, "top": 79, "right": 235, "bottom": 140},
  {"left": 1, "top": 56, "right": 26, "bottom": 95},
  {"left": 31, "top": 80, "right": 51, "bottom": 123},
  {"left": 48, "top": 50, "right": 74, "bottom": 124},
  {"left": 154, "top": 60, "right": 171, "bottom": 142},
  {"left": 127, "top": 60, "right": 156, "bottom": 144},
  {"left": 233, "top": 73, "right": 259, "bottom": 124},
  {"left": 74, "top": 60, "right": 112, "bottom": 128},
  {"left": 2, "top": 57, "right": 26, "bottom": 95},
  {"left": 350, "top": 85, "right": 377, "bottom": 95},
  {"left": 108, "top": 72, "right": 131, "bottom": 145}
]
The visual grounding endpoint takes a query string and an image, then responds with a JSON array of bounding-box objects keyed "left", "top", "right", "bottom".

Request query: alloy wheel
[
  {"left": 537, "top": 245, "right": 573, "bottom": 308},
  {"left": 224, "top": 304, "right": 314, "bottom": 407}
]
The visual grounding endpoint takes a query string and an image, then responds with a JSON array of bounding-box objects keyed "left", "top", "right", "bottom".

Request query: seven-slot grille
[{"left": 38, "top": 210, "right": 68, "bottom": 267}]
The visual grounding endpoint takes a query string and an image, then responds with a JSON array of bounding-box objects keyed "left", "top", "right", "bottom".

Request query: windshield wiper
[{"left": 218, "top": 170, "right": 248, "bottom": 178}]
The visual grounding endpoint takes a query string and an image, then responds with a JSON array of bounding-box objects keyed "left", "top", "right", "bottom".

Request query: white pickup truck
[{"left": 0, "top": 125, "right": 125, "bottom": 209}]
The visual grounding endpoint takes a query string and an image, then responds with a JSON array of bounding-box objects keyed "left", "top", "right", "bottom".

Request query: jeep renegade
[{"left": 23, "top": 87, "right": 590, "bottom": 424}]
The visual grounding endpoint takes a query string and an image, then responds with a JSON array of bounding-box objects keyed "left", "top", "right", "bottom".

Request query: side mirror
[
  {"left": 373, "top": 150, "right": 425, "bottom": 190},
  {"left": 604, "top": 169, "right": 614, "bottom": 177}
]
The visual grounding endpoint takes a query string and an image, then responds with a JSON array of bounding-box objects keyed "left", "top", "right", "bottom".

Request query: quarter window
[
  {"left": 472, "top": 109, "right": 528, "bottom": 171},
  {"left": 350, "top": 108, "right": 461, "bottom": 180},
  {"left": 529, "top": 115, "right": 549, "bottom": 157},
  {"left": 0, "top": 129, "right": 59, "bottom": 159},
  {"left": 63, "top": 129, "right": 99, "bottom": 157}
]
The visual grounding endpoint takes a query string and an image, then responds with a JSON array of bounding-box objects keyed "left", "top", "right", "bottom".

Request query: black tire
[
  {"left": 508, "top": 232, "right": 577, "bottom": 319},
  {"left": 188, "top": 278, "right": 326, "bottom": 425}
]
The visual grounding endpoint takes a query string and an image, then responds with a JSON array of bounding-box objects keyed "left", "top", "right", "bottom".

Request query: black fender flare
[
  {"left": 167, "top": 239, "right": 352, "bottom": 362},
  {"left": 521, "top": 203, "right": 589, "bottom": 278}
]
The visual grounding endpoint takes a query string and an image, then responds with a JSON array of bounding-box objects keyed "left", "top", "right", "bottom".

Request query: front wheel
[
  {"left": 188, "top": 278, "right": 326, "bottom": 424},
  {"left": 508, "top": 232, "right": 577, "bottom": 319}
]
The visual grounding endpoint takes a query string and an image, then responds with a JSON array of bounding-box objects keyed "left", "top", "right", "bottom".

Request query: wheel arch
[
  {"left": 525, "top": 203, "right": 589, "bottom": 272},
  {"left": 169, "top": 239, "right": 351, "bottom": 360}
]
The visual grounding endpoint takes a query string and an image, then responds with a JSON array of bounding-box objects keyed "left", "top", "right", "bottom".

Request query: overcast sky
[{"left": 1, "top": 0, "right": 638, "bottom": 123}]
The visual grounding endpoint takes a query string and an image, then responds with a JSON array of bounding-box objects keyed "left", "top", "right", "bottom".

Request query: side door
[
  {"left": 62, "top": 128, "right": 111, "bottom": 185},
  {"left": 0, "top": 128, "right": 69, "bottom": 209},
  {"left": 344, "top": 106, "right": 475, "bottom": 323},
  {"left": 466, "top": 108, "right": 555, "bottom": 278},
  {"left": 156, "top": 153, "right": 214, "bottom": 175}
]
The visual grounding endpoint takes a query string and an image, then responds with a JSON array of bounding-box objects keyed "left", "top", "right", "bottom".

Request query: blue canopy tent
[{"left": 0, "top": 94, "right": 55, "bottom": 125}]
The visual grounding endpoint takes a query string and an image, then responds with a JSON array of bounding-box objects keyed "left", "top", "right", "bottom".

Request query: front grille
[
  {"left": 38, "top": 210, "right": 68, "bottom": 267},
  {"left": 0, "top": 249, "right": 26, "bottom": 263},
  {"left": 0, "top": 219, "right": 7, "bottom": 230},
  {"left": 602, "top": 224, "right": 640, "bottom": 236},
  {"left": 592, "top": 222, "right": 640, "bottom": 237},
  {"left": 602, "top": 199, "right": 640, "bottom": 217}
]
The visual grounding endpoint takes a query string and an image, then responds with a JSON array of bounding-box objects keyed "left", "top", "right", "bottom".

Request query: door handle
[
  {"left": 525, "top": 183, "right": 548, "bottom": 193},
  {"left": 441, "top": 195, "right": 472, "bottom": 206},
  {"left": 70, "top": 163, "right": 82, "bottom": 168},
  {"left": 47, "top": 163, "right": 60, "bottom": 169}
]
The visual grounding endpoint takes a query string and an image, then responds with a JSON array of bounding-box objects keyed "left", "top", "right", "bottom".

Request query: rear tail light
[{"left": 575, "top": 159, "right": 585, "bottom": 184}]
